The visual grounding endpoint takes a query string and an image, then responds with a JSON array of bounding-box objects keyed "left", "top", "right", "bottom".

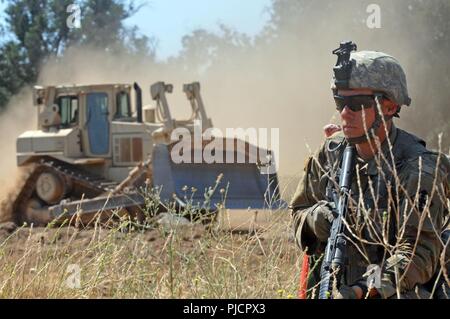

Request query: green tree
[
  {"left": 170, "top": 24, "right": 251, "bottom": 78},
  {"left": 0, "top": 0, "right": 152, "bottom": 110}
]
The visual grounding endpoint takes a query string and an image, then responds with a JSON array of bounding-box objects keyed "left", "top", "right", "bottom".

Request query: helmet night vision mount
[{"left": 332, "top": 41, "right": 357, "bottom": 90}]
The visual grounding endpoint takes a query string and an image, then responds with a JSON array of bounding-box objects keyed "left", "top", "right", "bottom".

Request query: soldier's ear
[{"left": 382, "top": 99, "right": 399, "bottom": 116}]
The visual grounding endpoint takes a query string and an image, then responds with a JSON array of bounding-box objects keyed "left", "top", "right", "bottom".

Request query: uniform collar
[{"left": 358, "top": 124, "right": 398, "bottom": 176}]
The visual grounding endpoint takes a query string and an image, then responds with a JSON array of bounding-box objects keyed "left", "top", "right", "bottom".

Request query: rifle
[{"left": 318, "top": 144, "right": 356, "bottom": 299}]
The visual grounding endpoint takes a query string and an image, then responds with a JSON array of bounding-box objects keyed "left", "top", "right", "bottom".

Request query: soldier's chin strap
[{"left": 346, "top": 95, "right": 394, "bottom": 145}]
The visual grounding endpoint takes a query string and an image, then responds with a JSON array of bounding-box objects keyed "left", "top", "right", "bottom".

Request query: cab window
[
  {"left": 57, "top": 96, "right": 79, "bottom": 126},
  {"left": 115, "top": 92, "right": 131, "bottom": 119}
]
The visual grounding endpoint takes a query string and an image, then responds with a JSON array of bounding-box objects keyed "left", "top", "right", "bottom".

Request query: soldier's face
[{"left": 337, "top": 89, "right": 378, "bottom": 138}]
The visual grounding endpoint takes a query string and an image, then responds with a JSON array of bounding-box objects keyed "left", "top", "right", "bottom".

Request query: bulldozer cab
[
  {"left": 34, "top": 84, "right": 130, "bottom": 128},
  {"left": 33, "top": 84, "right": 135, "bottom": 157}
]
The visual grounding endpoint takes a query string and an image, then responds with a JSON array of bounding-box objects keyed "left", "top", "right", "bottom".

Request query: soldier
[{"left": 291, "top": 42, "right": 450, "bottom": 299}]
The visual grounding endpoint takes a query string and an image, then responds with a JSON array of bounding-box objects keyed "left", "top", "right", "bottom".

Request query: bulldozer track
[{"left": 8, "top": 158, "right": 121, "bottom": 225}]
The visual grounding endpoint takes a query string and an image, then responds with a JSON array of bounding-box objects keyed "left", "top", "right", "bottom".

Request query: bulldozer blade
[
  {"left": 152, "top": 143, "right": 286, "bottom": 211},
  {"left": 48, "top": 142, "right": 287, "bottom": 224}
]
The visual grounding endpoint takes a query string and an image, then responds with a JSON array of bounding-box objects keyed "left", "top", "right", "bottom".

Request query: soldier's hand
[
  {"left": 305, "top": 200, "right": 335, "bottom": 242},
  {"left": 332, "top": 285, "right": 361, "bottom": 299}
]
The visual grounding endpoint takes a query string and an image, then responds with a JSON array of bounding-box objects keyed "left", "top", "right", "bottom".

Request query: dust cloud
[
  {"left": 35, "top": 39, "right": 332, "bottom": 182},
  {"left": 1, "top": 0, "right": 448, "bottom": 204},
  {"left": 0, "top": 89, "right": 35, "bottom": 201}
]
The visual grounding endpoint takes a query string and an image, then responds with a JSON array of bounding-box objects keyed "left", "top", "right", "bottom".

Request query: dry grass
[{"left": 0, "top": 206, "right": 301, "bottom": 299}]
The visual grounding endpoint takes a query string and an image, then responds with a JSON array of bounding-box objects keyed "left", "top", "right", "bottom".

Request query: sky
[
  {"left": 0, "top": 0, "right": 272, "bottom": 61},
  {"left": 124, "top": 0, "right": 272, "bottom": 60}
]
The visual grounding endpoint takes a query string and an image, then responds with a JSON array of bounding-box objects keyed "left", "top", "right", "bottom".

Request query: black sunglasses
[{"left": 334, "top": 94, "right": 381, "bottom": 112}]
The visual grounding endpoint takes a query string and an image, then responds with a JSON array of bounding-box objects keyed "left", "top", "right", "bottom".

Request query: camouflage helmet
[{"left": 331, "top": 50, "right": 411, "bottom": 107}]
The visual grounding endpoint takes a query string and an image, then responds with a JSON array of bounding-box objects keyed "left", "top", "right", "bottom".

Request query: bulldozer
[{"left": 3, "top": 81, "right": 284, "bottom": 227}]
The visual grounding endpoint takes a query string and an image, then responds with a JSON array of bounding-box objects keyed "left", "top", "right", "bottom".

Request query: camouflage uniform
[{"left": 291, "top": 49, "right": 450, "bottom": 299}]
